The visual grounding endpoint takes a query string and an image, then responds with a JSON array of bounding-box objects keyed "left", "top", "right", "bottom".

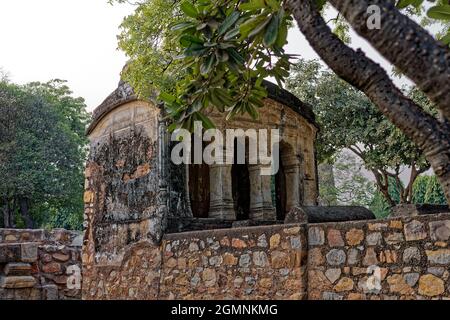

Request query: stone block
[
  {"left": 429, "top": 220, "right": 450, "bottom": 241},
  {"left": 20, "top": 243, "right": 38, "bottom": 263},
  {"left": 345, "top": 229, "right": 364, "bottom": 246},
  {"left": 308, "top": 227, "right": 324, "bottom": 246},
  {"left": 3, "top": 263, "right": 32, "bottom": 276},
  {"left": 327, "top": 229, "right": 344, "bottom": 247},
  {"left": 42, "top": 284, "right": 59, "bottom": 300},
  {"left": 404, "top": 220, "right": 427, "bottom": 241},
  {"left": 0, "top": 244, "right": 21, "bottom": 263},
  {"left": 326, "top": 249, "right": 346, "bottom": 266},
  {"left": 0, "top": 276, "right": 36, "bottom": 289},
  {"left": 426, "top": 249, "right": 450, "bottom": 265},
  {"left": 418, "top": 274, "right": 445, "bottom": 297}
]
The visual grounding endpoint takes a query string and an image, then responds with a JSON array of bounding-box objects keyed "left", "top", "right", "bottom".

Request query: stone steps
[
  {"left": 4, "top": 263, "right": 32, "bottom": 276},
  {"left": 0, "top": 243, "right": 38, "bottom": 263},
  {"left": 0, "top": 276, "right": 36, "bottom": 289}
]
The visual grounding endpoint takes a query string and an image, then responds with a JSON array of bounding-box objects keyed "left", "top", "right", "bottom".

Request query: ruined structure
[
  {"left": 84, "top": 80, "right": 319, "bottom": 243},
  {"left": 80, "top": 80, "right": 450, "bottom": 300}
]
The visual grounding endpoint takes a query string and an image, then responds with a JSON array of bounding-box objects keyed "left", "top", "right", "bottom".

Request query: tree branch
[
  {"left": 328, "top": 0, "right": 450, "bottom": 121},
  {"left": 285, "top": 0, "right": 450, "bottom": 205}
]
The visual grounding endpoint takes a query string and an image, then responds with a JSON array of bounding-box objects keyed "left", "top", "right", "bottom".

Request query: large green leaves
[
  {"left": 180, "top": 1, "right": 199, "bottom": 18},
  {"left": 427, "top": 5, "right": 450, "bottom": 21},
  {"left": 218, "top": 11, "right": 240, "bottom": 36}
]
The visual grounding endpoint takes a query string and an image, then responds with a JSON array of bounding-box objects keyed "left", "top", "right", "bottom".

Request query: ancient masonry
[
  {"left": 0, "top": 229, "right": 82, "bottom": 300},
  {"left": 3, "top": 80, "right": 450, "bottom": 300}
]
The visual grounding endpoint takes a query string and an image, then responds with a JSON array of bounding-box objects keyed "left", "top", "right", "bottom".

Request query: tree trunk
[
  {"left": 285, "top": 0, "right": 450, "bottom": 206},
  {"left": 19, "top": 197, "right": 34, "bottom": 229},
  {"left": 2, "top": 196, "right": 15, "bottom": 228},
  {"left": 2, "top": 196, "right": 9, "bottom": 228},
  {"left": 328, "top": 0, "right": 450, "bottom": 121}
]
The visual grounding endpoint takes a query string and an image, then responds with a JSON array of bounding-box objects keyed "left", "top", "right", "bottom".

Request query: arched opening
[
  {"left": 231, "top": 139, "right": 250, "bottom": 220},
  {"left": 272, "top": 141, "right": 299, "bottom": 221},
  {"left": 275, "top": 159, "right": 287, "bottom": 221},
  {"left": 189, "top": 163, "right": 210, "bottom": 218},
  {"left": 188, "top": 135, "right": 210, "bottom": 218}
]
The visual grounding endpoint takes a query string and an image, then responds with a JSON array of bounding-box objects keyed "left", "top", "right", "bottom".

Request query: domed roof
[{"left": 87, "top": 80, "right": 318, "bottom": 135}]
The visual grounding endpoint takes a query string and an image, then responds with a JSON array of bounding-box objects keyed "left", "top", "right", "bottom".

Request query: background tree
[
  {"left": 0, "top": 80, "right": 89, "bottom": 230},
  {"left": 287, "top": 59, "right": 434, "bottom": 206},
  {"left": 112, "top": 0, "right": 450, "bottom": 203},
  {"left": 322, "top": 152, "right": 376, "bottom": 207}
]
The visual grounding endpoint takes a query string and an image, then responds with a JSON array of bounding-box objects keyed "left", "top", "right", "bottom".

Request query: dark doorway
[
  {"left": 275, "top": 158, "right": 287, "bottom": 220},
  {"left": 189, "top": 164, "right": 210, "bottom": 218},
  {"left": 231, "top": 139, "right": 250, "bottom": 220},
  {"left": 189, "top": 135, "right": 210, "bottom": 218}
]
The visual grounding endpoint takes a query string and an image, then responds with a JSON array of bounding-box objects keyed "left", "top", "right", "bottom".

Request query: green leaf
[
  {"left": 180, "top": 1, "right": 199, "bottom": 18},
  {"left": 427, "top": 5, "right": 450, "bottom": 21},
  {"left": 396, "top": 0, "right": 418, "bottom": 9},
  {"left": 158, "top": 92, "right": 176, "bottom": 104},
  {"left": 224, "top": 27, "right": 240, "bottom": 40},
  {"left": 239, "top": 0, "right": 266, "bottom": 11},
  {"left": 275, "top": 19, "right": 288, "bottom": 47},
  {"left": 200, "top": 55, "right": 216, "bottom": 75},
  {"left": 315, "top": 0, "right": 327, "bottom": 11},
  {"left": 227, "top": 48, "right": 246, "bottom": 65},
  {"left": 248, "top": 16, "right": 271, "bottom": 38},
  {"left": 179, "top": 34, "right": 204, "bottom": 47},
  {"left": 263, "top": 15, "right": 280, "bottom": 47},
  {"left": 209, "top": 90, "right": 225, "bottom": 111},
  {"left": 441, "top": 32, "right": 450, "bottom": 45},
  {"left": 167, "top": 123, "right": 179, "bottom": 133},
  {"left": 266, "top": 0, "right": 281, "bottom": 10},
  {"left": 239, "top": 14, "right": 268, "bottom": 39},
  {"left": 196, "top": 112, "right": 216, "bottom": 129},
  {"left": 171, "top": 21, "right": 196, "bottom": 31},
  {"left": 218, "top": 11, "right": 240, "bottom": 36}
]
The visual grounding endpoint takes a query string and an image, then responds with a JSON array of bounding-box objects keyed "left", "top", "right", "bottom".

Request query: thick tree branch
[
  {"left": 328, "top": 0, "right": 450, "bottom": 121},
  {"left": 285, "top": 0, "right": 450, "bottom": 205}
]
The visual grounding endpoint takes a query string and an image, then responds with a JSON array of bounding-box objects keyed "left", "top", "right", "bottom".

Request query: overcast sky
[{"left": 0, "top": 1, "right": 407, "bottom": 112}]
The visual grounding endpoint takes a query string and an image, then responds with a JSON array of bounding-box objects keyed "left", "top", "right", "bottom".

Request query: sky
[
  {"left": 0, "top": 1, "right": 411, "bottom": 112},
  {"left": 0, "top": 0, "right": 135, "bottom": 110}
]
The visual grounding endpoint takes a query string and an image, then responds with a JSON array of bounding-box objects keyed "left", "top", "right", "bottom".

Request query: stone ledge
[
  {"left": 0, "top": 276, "right": 36, "bottom": 289},
  {"left": 3, "top": 263, "right": 32, "bottom": 276},
  {"left": 0, "top": 243, "right": 38, "bottom": 263}
]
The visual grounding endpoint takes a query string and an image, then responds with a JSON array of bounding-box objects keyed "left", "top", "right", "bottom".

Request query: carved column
[
  {"left": 150, "top": 106, "right": 169, "bottom": 243},
  {"left": 249, "top": 165, "right": 276, "bottom": 221},
  {"left": 208, "top": 163, "right": 235, "bottom": 220},
  {"left": 283, "top": 154, "right": 302, "bottom": 212}
]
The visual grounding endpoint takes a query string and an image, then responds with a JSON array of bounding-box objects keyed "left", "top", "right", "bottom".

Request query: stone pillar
[
  {"left": 209, "top": 164, "right": 236, "bottom": 220},
  {"left": 150, "top": 107, "right": 169, "bottom": 243},
  {"left": 283, "top": 154, "right": 302, "bottom": 212},
  {"left": 249, "top": 165, "right": 276, "bottom": 221}
]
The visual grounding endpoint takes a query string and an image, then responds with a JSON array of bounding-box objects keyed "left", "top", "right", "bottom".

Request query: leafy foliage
[
  {"left": 0, "top": 80, "right": 89, "bottom": 230},
  {"left": 286, "top": 59, "right": 435, "bottom": 205},
  {"left": 112, "top": 0, "right": 450, "bottom": 131},
  {"left": 413, "top": 175, "right": 447, "bottom": 205},
  {"left": 319, "top": 152, "right": 376, "bottom": 207}
]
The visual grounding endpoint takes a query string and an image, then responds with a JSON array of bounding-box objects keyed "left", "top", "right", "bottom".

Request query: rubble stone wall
[
  {"left": 82, "top": 212, "right": 450, "bottom": 300},
  {"left": 0, "top": 229, "right": 82, "bottom": 300},
  {"left": 159, "top": 224, "right": 307, "bottom": 300},
  {"left": 307, "top": 213, "right": 450, "bottom": 300}
]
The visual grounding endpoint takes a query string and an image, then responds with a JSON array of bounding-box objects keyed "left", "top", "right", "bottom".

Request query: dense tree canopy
[
  {"left": 0, "top": 79, "right": 89, "bottom": 230},
  {"left": 286, "top": 59, "right": 434, "bottom": 206},
  {"left": 113, "top": 0, "right": 450, "bottom": 204}
]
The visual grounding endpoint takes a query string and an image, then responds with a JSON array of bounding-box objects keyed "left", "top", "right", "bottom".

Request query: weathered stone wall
[
  {"left": 307, "top": 213, "right": 450, "bottom": 300},
  {"left": 159, "top": 224, "right": 307, "bottom": 300},
  {"left": 82, "top": 224, "right": 306, "bottom": 300},
  {"left": 0, "top": 229, "right": 82, "bottom": 300},
  {"left": 82, "top": 212, "right": 450, "bottom": 300}
]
